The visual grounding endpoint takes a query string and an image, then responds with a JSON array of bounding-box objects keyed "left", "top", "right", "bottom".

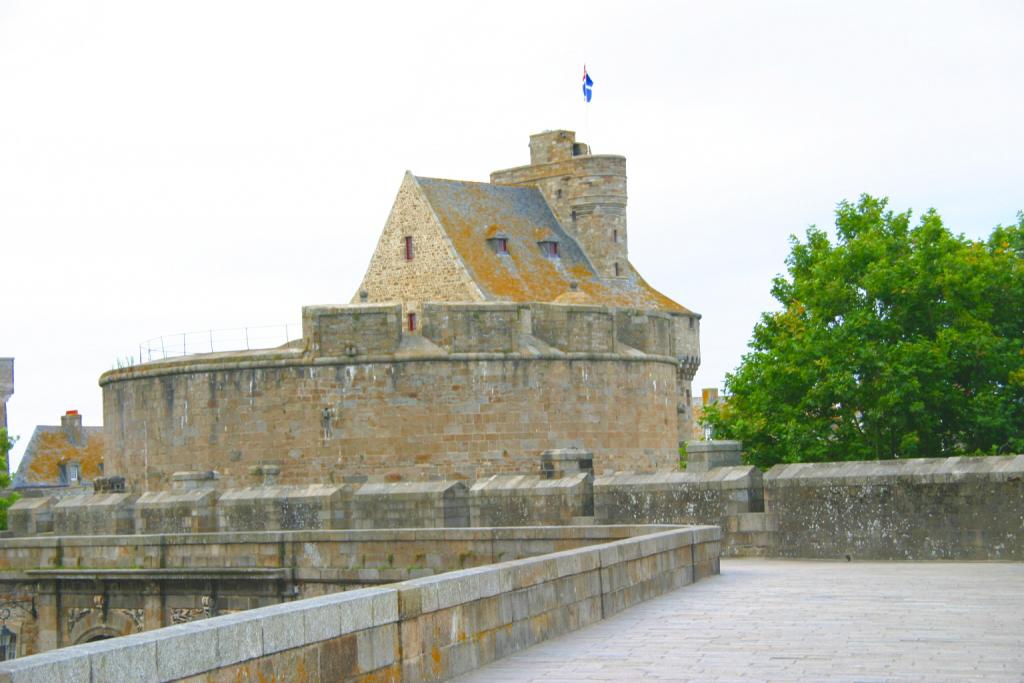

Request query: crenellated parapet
[{"left": 299, "top": 301, "right": 693, "bottom": 362}]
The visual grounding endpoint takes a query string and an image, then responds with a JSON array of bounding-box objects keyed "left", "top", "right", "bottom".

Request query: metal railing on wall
[{"left": 114, "top": 323, "right": 300, "bottom": 369}]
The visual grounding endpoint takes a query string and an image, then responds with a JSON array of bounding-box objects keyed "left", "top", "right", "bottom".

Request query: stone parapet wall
[
  {"left": 8, "top": 496, "right": 54, "bottom": 536},
  {"left": 352, "top": 481, "right": 469, "bottom": 529},
  {"left": 470, "top": 473, "right": 593, "bottom": 527},
  {"left": 764, "top": 455, "right": 1024, "bottom": 560},
  {"left": 11, "top": 453, "right": 1023, "bottom": 562},
  {"left": 217, "top": 484, "right": 350, "bottom": 532},
  {"left": 134, "top": 488, "right": 218, "bottom": 534},
  {"left": 594, "top": 467, "right": 763, "bottom": 558},
  {"left": 0, "top": 524, "right": 720, "bottom": 683},
  {"left": 52, "top": 492, "right": 137, "bottom": 536},
  {"left": 0, "top": 527, "right": 660, "bottom": 587}
]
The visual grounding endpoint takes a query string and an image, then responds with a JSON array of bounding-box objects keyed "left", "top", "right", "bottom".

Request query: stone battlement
[{"left": 100, "top": 301, "right": 699, "bottom": 383}]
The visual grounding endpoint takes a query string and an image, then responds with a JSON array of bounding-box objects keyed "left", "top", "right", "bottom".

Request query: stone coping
[
  {"left": 686, "top": 440, "right": 742, "bottom": 453},
  {"left": 764, "top": 454, "right": 1024, "bottom": 486},
  {"left": 0, "top": 524, "right": 671, "bottom": 549},
  {"left": 99, "top": 349, "right": 681, "bottom": 385},
  {"left": 217, "top": 484, "right": 345, "bottom": 501},
  {"left": 0, "top": 524, "right": 719, "bottom": 682},
  {"left": 470, "top": 473, "right": 591, "bottom": 492},
  {"left": 23, "top": 568, "right": 290, "bottom": 580},
  {"left": 594, "top": 466, "right": 761, "bottom": 489},
  {"left": 354, "top": 481, "right": 467, "bottom": 496}
]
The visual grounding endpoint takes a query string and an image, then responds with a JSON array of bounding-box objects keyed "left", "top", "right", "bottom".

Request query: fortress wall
[
  {"left": 593, "top": 467, "right": 763, "bottom": 531},
  {"left": 614, "top": 309, "right": 674, "bottom": 356},
  {"left": 304, "top": 304, "right": 402, "bottom": 356},
  {"left": 671, "top": 312, "right": 700, "bottom": 366},
  {"left": 0, "top": 525, "right": 720, "bottom": 682},
  {"left": 764, "top": 455, "right": 1024, "bottom": 560},
  {"left": 217, "top": 484, "right": 350, "bottom": 532},
  {"left": 351, "top": 481, "right": 469, "bottom": 529},
  {"left": 100, "top": 302, "right": 682, "bottom": 492},
  {"left": 421, "top": 303, "right": 522, "bottom": 353},
  {"left": 102, "top": 357, "right": 678, "bottom": 491},
  {"left": 52, "top": 493, "right": 137, "bottom": 536},
  {"left": 135, "top": 489, "right": 219, "bottom": 534},
  {"left": 529, "top": 304, "right": 615, "bottom": 353},
  {"left": 469, "top": 473, "right": 593, "bottom": 527}
]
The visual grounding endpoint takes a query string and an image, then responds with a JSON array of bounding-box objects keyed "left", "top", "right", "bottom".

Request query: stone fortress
[
  {"left": 99, "top": 130, "right": 701, "bottom": 492},
  {"left": 0, "top": 131, "right": 1021, "bottom": 681}
]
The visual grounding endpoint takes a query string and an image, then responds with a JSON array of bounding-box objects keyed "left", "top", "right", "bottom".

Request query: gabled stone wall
[{"left": 353, "top": 172, "right": 482, "bottom": 305}]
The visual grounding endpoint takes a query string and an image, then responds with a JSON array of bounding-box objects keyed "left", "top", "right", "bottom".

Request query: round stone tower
[{"left": 491, "top": 130, "right": 629, "bottom": 279}]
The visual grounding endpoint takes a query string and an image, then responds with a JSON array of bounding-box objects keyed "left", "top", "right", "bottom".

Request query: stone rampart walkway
[{"left": 455, "top": 558, "right": 1024, "bottom": 682}]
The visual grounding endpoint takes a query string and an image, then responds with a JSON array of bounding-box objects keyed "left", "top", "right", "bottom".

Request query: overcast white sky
[{"left": 2, "top": 1, "right": 1022, "bottom": 470}]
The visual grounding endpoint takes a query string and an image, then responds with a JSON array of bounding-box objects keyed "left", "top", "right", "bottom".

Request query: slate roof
[
  {"left": 414, "top": 176, "right": 690, "bottom": 314},
  {"left": 13, "top": 424, "right": 105, "bottom": 489}
]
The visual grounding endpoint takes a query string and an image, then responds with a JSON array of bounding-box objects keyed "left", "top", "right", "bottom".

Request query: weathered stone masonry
[
  {"left": 100, "top": 302, "right": 685, "bottom": 491},
  {"left": 99, "top": 130, "right": 702, "bottom": 488}
]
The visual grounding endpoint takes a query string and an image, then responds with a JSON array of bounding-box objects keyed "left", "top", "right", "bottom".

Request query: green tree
[
  {"left": 0, "top": 429, "right": 17, "bottom": 529},
  {"left": 704, "top": 195, "right": 1024, "bottom": 470}
]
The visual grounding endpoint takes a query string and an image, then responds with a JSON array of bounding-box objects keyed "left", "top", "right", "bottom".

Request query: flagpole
[
  {"left": 586, "top": 102, "right": 590, "bottom": 153},
  {"left": 582, "top": 64, "right": 593, "bottom": 152}
]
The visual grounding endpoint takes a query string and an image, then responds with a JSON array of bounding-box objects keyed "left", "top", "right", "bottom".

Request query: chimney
[{"left": 61, "top": 410, "right": 83, "bottom": 446}]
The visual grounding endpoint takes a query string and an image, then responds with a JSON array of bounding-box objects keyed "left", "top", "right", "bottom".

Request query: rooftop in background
[{"left": 13, "top": 410, "right": 104, "bottom": 492}]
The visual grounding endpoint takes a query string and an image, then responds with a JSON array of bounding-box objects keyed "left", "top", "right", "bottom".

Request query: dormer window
[
  {"left": 59, "top": 461, "right": 81, "bottom": 485},
  {"left": 487, "top": 233, "right": 510, "bottom": 255},
  {"left": 539, "top": 240, "right": 560, "bottom": 258}
]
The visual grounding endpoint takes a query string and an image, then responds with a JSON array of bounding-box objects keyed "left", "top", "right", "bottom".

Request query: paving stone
[{"left": 455, "top": 559, "right": 1024, "bottom": 682}]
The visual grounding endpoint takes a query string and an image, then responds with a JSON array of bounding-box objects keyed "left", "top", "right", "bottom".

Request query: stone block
[
  {"left": 686, "top": 440, "right": 743, "bottom": 473},
  {"left": 82, "top": 631, "right": 158, "bottom": 683},
  {"left": 302, "top": 596, "right": 345, "bottom": 643},
  {"left": 135, "top": 488, "right": 218, "bottom": 534},
  {"left": 336, "top": 589, "right": 376, "bottom": 634},
  {"left": 259, "top": 602, "right": 308, "bottom": 654},
  {"left": 0, "top": 647, "right": 91, "bottom": 683},
  {"left": 470, "top": 472, "right": 593, "bottom": 527},
  {"left": 217, "top": 484, "right": 349, "bottom": 532},
  {"left": 352, "top": 481, "right": 468, "bottom": 529},
  {"left": 7, "top": 496, "right": 55, "bottom": 537},
  {"left": 153, "top": 620, "right": 221, "bottom": 680},
  {"left": 213, "top": 611, "right": 263, "bottom": 666},
  {"left": 52, "top": 492, "right": 138, "bottom": 536}
]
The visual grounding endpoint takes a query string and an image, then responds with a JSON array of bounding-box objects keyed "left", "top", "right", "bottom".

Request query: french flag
[{"left": 582, "top": 65, "right": 594, "bottom": 103}]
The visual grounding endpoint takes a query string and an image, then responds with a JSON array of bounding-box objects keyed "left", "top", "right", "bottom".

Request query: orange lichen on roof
[
  {"left": 24, "top": 430, "right": 104, "bottom": 484},
  {"left": 415, "top": 176, "right": 690, "bottom": 314}
]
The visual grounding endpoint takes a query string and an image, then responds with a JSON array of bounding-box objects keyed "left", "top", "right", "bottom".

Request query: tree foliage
[
  {"left": 0, "top": 429, "right": 17, "bottom": 529},
  {"left": 703, "top": 195, "right": 1024, "bottom": 470}
]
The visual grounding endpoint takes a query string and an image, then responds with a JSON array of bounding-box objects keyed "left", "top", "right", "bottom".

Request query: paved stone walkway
[{"left": 456, "top": 559, "right": 1024, "bottom": 682}]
